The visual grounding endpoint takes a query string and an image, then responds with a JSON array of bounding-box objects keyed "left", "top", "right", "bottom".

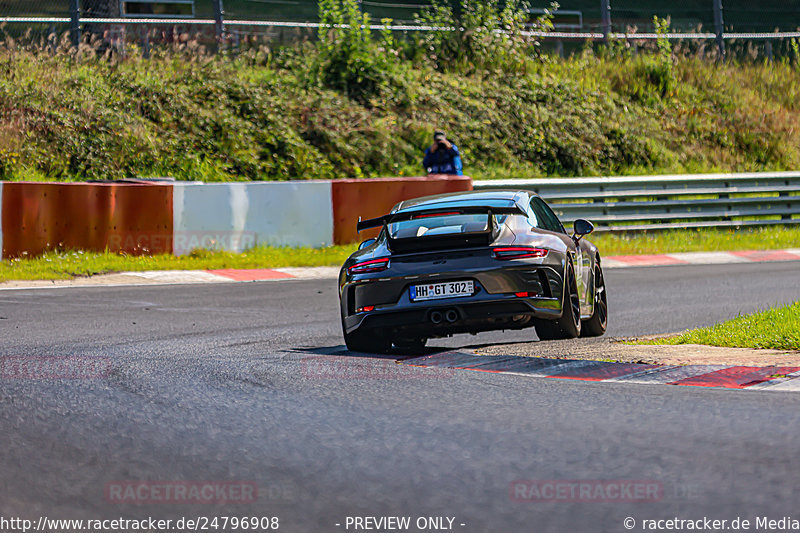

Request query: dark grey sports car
[{"left": 338, "top": 190, "right": 607, "bottom": 353}]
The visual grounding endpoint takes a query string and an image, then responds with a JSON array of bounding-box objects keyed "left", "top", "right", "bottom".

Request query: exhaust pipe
[
  {"left": 430, "top": 311, "right": 443, "bottom": 324},
  {"left": 445, "top": 309, "right": 459, "bottom": 323}
]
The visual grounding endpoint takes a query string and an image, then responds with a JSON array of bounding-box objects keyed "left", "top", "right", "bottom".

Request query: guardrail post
[
  {"left": 601, "top": 0, "right": 611, "bottom": 41},
  {"left": 713, "top": 0, "right": 725, "bottom": 60},
  {"left": 779, "top": 181, "right": 790, "bottom": 220},
  {"left": 141, "top": 26, "right": 150, "bottom": 59},
  {"left": 70, "top": 0, "right": 80, "bottom": 48},
  {"left": 213, "top": 0, "right": 225, "bottom": 42}
]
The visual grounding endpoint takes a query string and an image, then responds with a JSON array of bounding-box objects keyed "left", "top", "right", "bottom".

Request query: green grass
[
  {"left": 0, "top": 245, "right": 357, "bottom": 282},
  {"left": 2, "top": 226, "right": 798, "bottom": 282},
  {"left": 634, "top": 301, "right": 800, "bottom": 351},
  {"left": 589, "top": 226, "right": 800, "bottom": 256}
]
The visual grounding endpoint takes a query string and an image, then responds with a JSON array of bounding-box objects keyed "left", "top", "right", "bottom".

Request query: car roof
[{"left": 393, "top": 190, "right": 533, "bottom": 213}]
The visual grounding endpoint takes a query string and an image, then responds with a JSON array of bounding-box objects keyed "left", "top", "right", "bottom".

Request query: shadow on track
[{"left": 288, "top": 345, "right": 440, "bottom": 361}]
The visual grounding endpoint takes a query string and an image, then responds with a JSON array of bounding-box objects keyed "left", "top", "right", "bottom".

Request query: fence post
[
  {"left": 601, "top": 0, "right": 611, "bottom": 41},
  {"left": 213, "top": 0, "right": 225, "bottom": 42},
  {"left": 70, "top": 0, "right": 80, "bottom": 48},
  {"left": 141, "top": 26, "right": 150, "bottom": 59},
  {"left": 49, "top": 24, "right": 57, "bottom": 54},
  {"left": 713, "top": 0, "right": 725, "bottom": 59}
]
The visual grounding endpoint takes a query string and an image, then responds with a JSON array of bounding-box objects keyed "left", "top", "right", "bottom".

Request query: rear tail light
[
  {"left": 492, "top": 247, "right": 548, "bottom": 260},
  {"left": 515, "top": 291, "right": 538, "bottom": 298},
  {"left": 356, "top": 305, "right": 375, "bottom": 313},
  {"left": 348, "top": 258, "right": 389, "bottom": 274}
]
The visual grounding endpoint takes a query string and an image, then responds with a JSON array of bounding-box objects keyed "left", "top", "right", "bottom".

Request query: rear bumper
[
  {"left": 340, "top": 252, "right": 567, "bottom": 338},
  {"left": 342, "top": 294, "right": 562, "bottom": 337}
]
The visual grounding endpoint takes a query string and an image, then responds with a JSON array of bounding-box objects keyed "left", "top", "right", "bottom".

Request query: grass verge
[
  {"left": 590, "top": 226, "right": 800, "bottom": 256},
  {"left": 633, "top": 301, "right": 800, "bottom": 351},
  {"left": 0, "top": 246, "right": 357, "bottom": 282},
  {"left": 1, "top": 226, "right": 798, "bottom": 283}
]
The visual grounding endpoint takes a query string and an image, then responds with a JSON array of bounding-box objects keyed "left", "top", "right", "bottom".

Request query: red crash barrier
[
  {"left": 1, "top": 182, "right": 173, "bottom": 258},
  {"left": 331, "top": 175, "right": 473, "bottom": 245}
]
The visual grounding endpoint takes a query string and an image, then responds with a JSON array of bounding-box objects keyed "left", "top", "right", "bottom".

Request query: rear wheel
[
  {"left": 343, "top": 326, "right": 392, "bottom": 354},
  {"left": 534, "top": 263, "right": 581, "bottom": 340},
  {"left": 580, "top": 262, "right": 608, "bottom": 337}
]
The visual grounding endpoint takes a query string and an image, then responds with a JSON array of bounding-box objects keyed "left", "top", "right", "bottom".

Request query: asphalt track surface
[{"left": 2, "top": 262, "right": 800, "bottom": 532}]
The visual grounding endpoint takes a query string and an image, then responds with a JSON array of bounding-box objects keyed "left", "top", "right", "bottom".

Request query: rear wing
[{"left": 356, "top": 205, "right": 526, "bottom": 233}]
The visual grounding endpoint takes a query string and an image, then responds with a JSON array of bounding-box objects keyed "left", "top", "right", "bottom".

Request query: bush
[
  {"left": 1, "top": 14, "right": 800, "bottom": 182},
  {"left": 314, "top": 0, "right": 400, "bottom": 104},
  {"left": 608, "top": 17, "right": 675, "bottom": 103},
  {"left": 414, "top": 0, "right": 555, "bottom": 74}
]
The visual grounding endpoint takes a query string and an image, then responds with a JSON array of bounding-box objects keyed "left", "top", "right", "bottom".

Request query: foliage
[
  {"left": 653, "top": 16, "right": 672, "bottom": 60},
  {"left": 314, "top": 0, "right": 400, "bottom": 104},
  {"left": 2, "top": 20, "right": 800, "bottom": 182},
  {"left": 790, "top": 38, "right": 800, "bottom": 66},
  {"left": 414, "top": 0, "right": 555, "bottom": 73},
  {"left": 648, "top": 16, "right": 677, "bottom": 98},
  {"left": 605, "top": 16, "right": 675, "bottom": 103}
]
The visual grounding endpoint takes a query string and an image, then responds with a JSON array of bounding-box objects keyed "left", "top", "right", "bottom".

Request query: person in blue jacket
[{"left": 423, "top": 131, "right": 463, "bottom": 175}]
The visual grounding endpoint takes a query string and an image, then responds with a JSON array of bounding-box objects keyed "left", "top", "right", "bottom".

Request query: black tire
[
  {"left": 581, "top": 262, "right": 608, "bottom": 337},
  {"left": 534, "top": 262, "right": 581, "bottom": 340},
  {"left": 392, "top": 338, "right": 428, "bottom": 354},
  {"left": 343, "top": 327, "right": 392, "bottom": 354}
]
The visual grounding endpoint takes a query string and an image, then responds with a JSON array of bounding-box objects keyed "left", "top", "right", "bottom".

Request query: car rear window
[{"left": 388, "top": 213, "right": 506, "bottom": 239}]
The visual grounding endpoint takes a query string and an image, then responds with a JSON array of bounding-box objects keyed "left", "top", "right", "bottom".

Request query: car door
[
  {"left": 529, "top": 196, "right": 591, "bottom": 313},
  {"left": 577, "top": 238, "right": 594, "bottom": 313}
]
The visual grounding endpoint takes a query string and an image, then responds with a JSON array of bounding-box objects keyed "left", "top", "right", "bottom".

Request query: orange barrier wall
[
  {"left": 2, "top": 182, "right": 173, "bottom": 258},
  {"left": 331, "top": 175, "right": 473, "bottom": 245}
]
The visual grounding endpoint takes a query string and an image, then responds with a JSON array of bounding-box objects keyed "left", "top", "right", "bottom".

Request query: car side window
[{"left": 529, "top": 197, "right": 566, "bottom": 234}]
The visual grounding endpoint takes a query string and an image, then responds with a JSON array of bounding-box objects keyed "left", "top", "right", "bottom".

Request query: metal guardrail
[
  {"left": 473, "top": 171, "right": 800, "bottom": 232},
  {"left": 3, "top": 0, "right": 800, "bottom": 62}
]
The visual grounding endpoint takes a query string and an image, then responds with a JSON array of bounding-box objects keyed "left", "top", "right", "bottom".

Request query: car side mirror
[
  {"left": 572, "top": 219, "right": 594, "bottom": 241},
  {"left": 358, "top": 238, "right": 377, "bottom": 250}
]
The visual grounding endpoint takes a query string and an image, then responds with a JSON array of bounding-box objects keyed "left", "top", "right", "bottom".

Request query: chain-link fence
[
  {"left": 0, "top": 0, "right": 68, "bottom": 17},
  {"left": 2, "top": 1, "right": 800, "bottom": 51},
  {"left": 1, "top": 0, "right": 792, "bottom": 31}
]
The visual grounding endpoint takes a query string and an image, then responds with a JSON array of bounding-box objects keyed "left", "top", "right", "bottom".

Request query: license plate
[{"left": 410, "top": 280, "right": 474, "bottom": 302}]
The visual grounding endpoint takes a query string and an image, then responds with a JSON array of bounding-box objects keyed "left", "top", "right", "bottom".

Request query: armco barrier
[
  {"left": 172, "top": 181, "right": 333, "bottom": 254},
  {"left": 474, "top": 172, "right": 800, "bottom": 231},
  {"left": 1, "top": 182, "right": 173, "bottom": 259},
  {"left": 331, "top": 175, "right": 473, "bottom": 245},
  {"left": 3, "top": 172, "right": 798, "bottom": 258}
]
